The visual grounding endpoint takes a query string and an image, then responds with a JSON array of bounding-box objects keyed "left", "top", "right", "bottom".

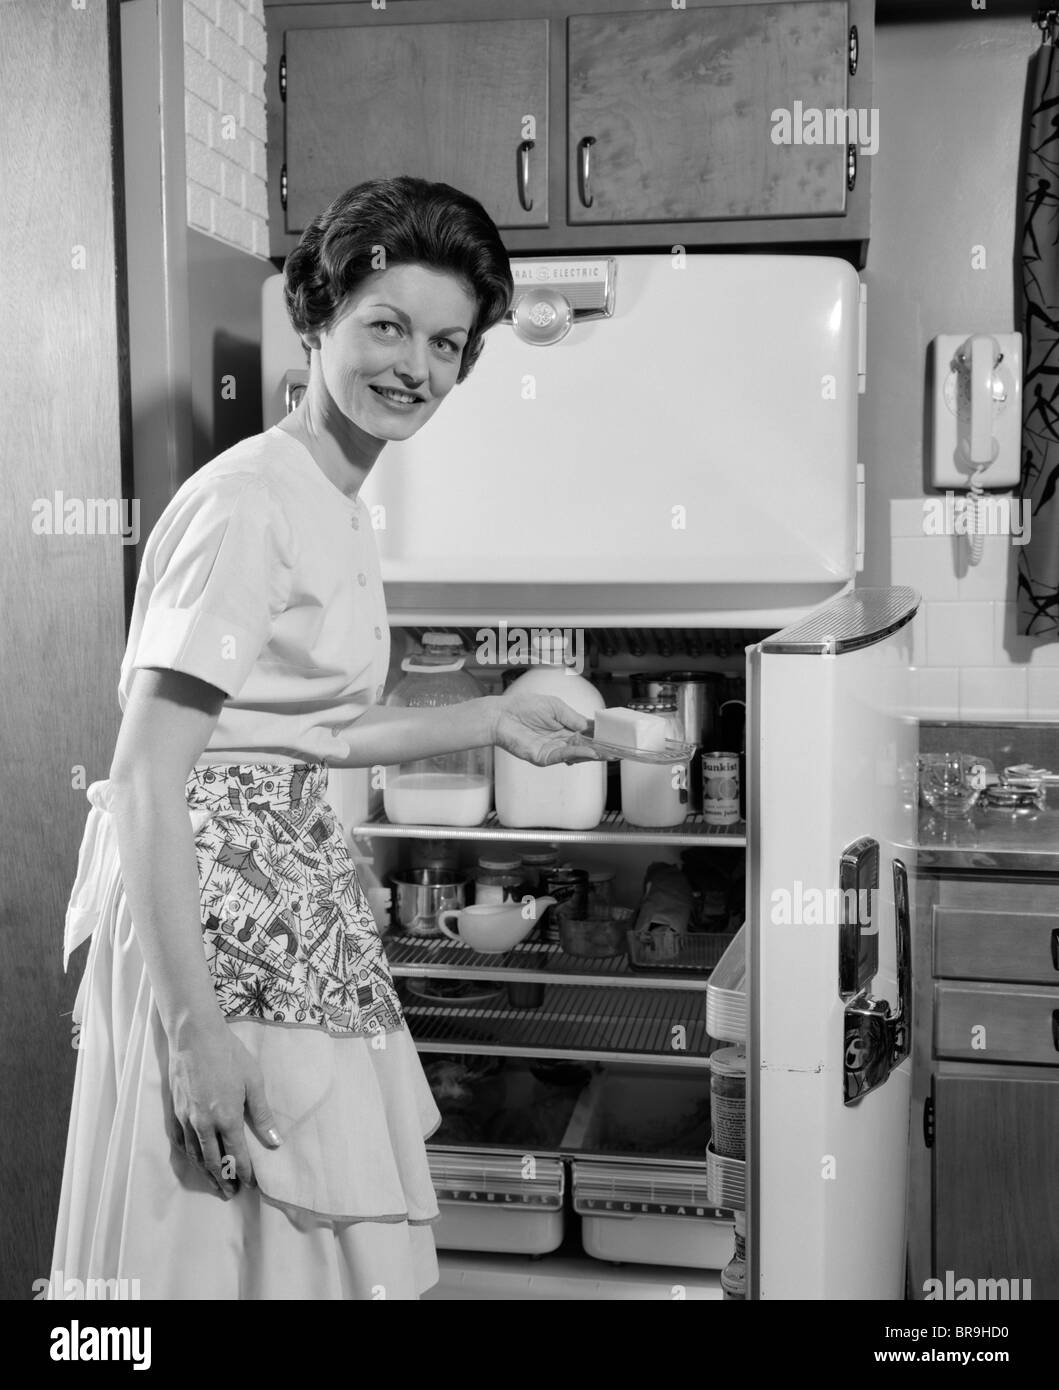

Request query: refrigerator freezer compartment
[
  {"left": 429, "top": 1150, "right": 566, "bottom": 1256},
  {"left": 706, "top": 923, "right": 747, "bottom": 1042},
  {"left": 573, "top": 1158, "right": 733, "bottom": 1271},
  {"left": 403, "top": 986, "right": 712, "bottom": 1065},
  {"left": 424, "top": 1056, "right": 588, "bottom": 1150}
]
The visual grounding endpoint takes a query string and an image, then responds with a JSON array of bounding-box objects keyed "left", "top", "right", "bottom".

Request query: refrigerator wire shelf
[
  {"left": 397, "top": 625, "right": 767, "bottom": 662},
  {"left": 355, "top": 808, "right": 746, "bottom": 845},
  {"left": 403, "top": 985, "right": 711, "bottom": 1064},
  {"left": 385, "top": 936, "right": 708, "bottom": 990}
]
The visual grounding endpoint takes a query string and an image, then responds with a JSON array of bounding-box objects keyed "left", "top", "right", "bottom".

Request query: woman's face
[{"left": 308, "top": 263, "right": 478, "bottom": 441}]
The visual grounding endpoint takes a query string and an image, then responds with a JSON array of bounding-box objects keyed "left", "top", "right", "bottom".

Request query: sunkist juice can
[{"left": 702, "top": 751, "right": 740, "bottom": 825}]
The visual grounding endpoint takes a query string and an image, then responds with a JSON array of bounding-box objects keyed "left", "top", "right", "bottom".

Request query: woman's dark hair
[{"left": 283, "top": 176, "right": 513, "bottom": 383}]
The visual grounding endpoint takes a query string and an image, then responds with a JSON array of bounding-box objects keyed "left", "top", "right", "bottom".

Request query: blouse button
[
  {"left": 350, "top": 514, "right": 359, "bottom": 530},
  {"left": 357, "top": 572, "right": 367, "bottom": 587},
  {"left": 374, "top": 626, "right": 382, "bottom": 640}
]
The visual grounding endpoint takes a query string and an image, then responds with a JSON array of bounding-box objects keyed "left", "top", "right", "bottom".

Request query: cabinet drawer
[
  {"left": 935, "top": 983, "right": 1059, "bottom": 1066},
  {"left": 933, "top": 907, "right": 1059, "bottom": 984},
  {"left": 937, "top": 878, "right": 1059, "bottom": 913}
]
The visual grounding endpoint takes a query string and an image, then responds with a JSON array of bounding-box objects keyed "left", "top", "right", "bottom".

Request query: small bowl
[
  {"left": 559, "top": 906, "right": 634, "bottom": 958},
  {"left": 917, "top": 753, "right": 985, "bottom": 819}
]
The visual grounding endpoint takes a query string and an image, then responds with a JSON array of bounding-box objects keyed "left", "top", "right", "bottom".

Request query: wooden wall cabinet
[
  {"left": 908, "top": 875, "right": 1059, "bottom": 1301},
  {"left": 265, "top": 0, "right": 874, "bottom": 265}
]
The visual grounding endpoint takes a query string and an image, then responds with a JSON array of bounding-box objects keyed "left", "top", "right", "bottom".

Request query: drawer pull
[{"left": 1052, "top": 928, "right": 1059, "bottom": 972}]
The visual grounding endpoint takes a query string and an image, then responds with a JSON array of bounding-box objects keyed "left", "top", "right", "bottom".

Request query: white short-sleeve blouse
[{"left": 119, "top": 427, "right": 391, "bottom": 766}]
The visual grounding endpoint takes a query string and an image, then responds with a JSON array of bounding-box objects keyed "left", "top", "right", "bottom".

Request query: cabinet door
[
  {"left": 285, "top": 19, "right": 548, "bottom": 231},
  {"left": 567, "top": 1, "right": 850, "bottom": 225},
  {"left": 934, "top": 1073, "right": 1059, "bottom": 1299}
]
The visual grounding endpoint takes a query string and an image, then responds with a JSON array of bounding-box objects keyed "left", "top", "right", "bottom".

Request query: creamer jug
[
  {"left": 383, "top": 633, "right": 492, "bottom": 826},
  {"left": 494, "top": 632, "right": 606, "bottom": 830}
]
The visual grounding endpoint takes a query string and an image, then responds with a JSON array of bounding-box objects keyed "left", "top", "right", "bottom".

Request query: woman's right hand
[{"left": 165, "top": 1020, "right": 282, "bottom": 1199}]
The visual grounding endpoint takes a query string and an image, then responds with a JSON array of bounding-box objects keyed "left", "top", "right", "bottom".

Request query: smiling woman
[{"left": 50, "top": 177, "right": 596, "bottom": 1303}]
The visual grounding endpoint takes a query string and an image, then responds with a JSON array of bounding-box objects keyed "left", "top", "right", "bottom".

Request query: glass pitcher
[{"left": 382, "top": 633, "right": 492, "bottom": 827}]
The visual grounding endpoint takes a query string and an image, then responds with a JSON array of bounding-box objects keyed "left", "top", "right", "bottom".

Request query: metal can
[
  {"left": 710, "top": 1045, "right": 747, "bottom": 1159},
  {"left": 702, "top": 751, "right": 741, "bottom": 825},
  {"left": 543, "top": 867, "right": 589, "bottom": 943}
]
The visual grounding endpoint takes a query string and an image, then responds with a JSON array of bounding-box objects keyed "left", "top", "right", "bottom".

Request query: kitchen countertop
[
  {"left": 907, "top": 720, "right": 1059, "bottom": 872},
  {"left": 904, "top": 805, "right": 1059, "bottom": 873}
]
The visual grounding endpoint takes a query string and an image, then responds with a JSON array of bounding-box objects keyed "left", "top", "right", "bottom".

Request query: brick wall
[{"left": 183, "top": 0, "right": 268, "bottom": 258}]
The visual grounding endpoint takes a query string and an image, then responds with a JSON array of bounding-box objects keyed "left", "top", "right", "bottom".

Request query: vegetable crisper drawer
[
  {"left": 934, "top": 983, "right": 1059, "bottom": 1066},
  {"left": 573, "top": 1160, "right": 734, "bottom": 1270},
  {"left": 429, "top": 1152, "right": 566, "bottom": 1256}
]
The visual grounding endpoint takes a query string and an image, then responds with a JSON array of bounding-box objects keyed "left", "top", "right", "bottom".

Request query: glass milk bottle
[
  {"left": 619, "top": 700, "right": 688, "bottom": 828},
  {"left": 383, "top": 633, "right": 492, "bottom": 827},
  {"left": 494, "top": 632, "right": 606, "bottom": 830}
]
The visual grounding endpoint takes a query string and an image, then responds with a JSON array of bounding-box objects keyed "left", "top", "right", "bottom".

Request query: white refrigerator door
[{"left": 747, "top": 588, "right": 919, "bottom": 1299}]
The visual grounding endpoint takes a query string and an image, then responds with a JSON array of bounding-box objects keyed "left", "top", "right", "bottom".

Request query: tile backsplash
[{"left": 890, "top": 497, "right": 1059, "bottom": 721}]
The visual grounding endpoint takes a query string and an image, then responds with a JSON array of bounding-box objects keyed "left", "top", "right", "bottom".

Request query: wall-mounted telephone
[{"left": 929, "top": 333, "right": 1022, "bottom": 564}]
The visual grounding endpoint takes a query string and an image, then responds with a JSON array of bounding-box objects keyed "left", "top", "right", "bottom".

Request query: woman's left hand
[{"left": 492, "top": 692, "right": 603, "bottom": 767}]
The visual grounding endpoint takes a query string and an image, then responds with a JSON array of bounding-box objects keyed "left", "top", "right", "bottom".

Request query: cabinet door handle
[
  {"left": 1051, "top": 927, "right": 1058, "bottom": 971},
  {"left": 577, "top": 136, "right": 596, "bottom": 208},
  {"left": 517, "top": 140, "right": 534, "bottom": 212},
  {"left": 1053, "top": 1010, "right": 1059, "bottom": 1053}
]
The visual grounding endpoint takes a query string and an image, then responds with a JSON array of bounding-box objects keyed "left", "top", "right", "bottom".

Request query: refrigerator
[{"left": 261, "top": 254, "right": 919, "bottom": 1300}]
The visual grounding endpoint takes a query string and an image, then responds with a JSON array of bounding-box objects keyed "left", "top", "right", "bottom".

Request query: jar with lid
[
  {"left": 473, "top": 853, "right": 529, "bottom": 906},
  {"left": 619, "top": 701, "right": 689, "bottom": 828},
  {"left": 518, "top": 846, "right": 560, "bottom": 895},
  {"left": 383, "top": 633, "right": 492, "bottom": 827},
  {"left": 720, "top": 1211, "right": 747, "bottom": 1300}
]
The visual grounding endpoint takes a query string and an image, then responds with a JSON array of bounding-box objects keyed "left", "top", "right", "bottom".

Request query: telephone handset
[
  {"left": 929, "top": 332, "right": 1022, "bottom": 566},
  {"left": 954, "top": 335, "right": 1003, "bottom": 471}
]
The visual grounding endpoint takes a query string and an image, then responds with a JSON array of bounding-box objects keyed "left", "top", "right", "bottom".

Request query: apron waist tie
[{"left": 63, "top": 779, "right": 224, "bottom": 971}]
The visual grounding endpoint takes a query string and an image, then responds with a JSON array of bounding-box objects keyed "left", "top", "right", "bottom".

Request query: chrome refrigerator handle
[{"left": 842, "top": 853, "right": 912, "bottom": 1105}]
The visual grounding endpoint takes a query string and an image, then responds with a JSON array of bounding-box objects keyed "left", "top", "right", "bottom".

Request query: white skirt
[{"left": 49, "top": 765, "right": 442, "bottom": 1301}]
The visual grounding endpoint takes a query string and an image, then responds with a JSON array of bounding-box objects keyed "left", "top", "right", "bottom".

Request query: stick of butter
[{"left": 592, "top": 707, "right": 668, "bottom": 752}]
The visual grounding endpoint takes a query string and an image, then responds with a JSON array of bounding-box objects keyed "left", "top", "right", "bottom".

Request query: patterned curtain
[{"left": 1017, "top": 17, "right": 1059, "bottom": 638}]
